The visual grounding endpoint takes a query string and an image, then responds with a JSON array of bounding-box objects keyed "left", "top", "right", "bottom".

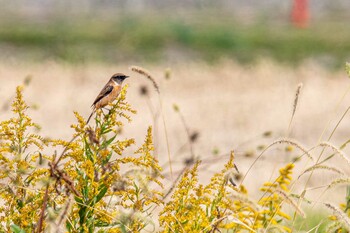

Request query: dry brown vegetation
[
  {"left": 2, "top": 60, "right": 350, "bottom": 231},
  {"left": 2, "top": 60, "right": 350, "bottom": 190}
]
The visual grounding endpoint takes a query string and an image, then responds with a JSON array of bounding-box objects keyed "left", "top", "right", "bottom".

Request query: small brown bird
[{"left": 87, "top": 73, "right": 129, "bottom": 123}]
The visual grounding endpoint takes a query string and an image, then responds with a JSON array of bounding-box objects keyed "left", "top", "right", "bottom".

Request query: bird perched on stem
[{"left": 87, "top": 73, "right": 129, "bottom": 124}]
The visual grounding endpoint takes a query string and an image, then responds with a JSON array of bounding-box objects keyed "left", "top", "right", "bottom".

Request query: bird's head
[{"left": 111, "top": 73, "right": 129, "bottom": 84}]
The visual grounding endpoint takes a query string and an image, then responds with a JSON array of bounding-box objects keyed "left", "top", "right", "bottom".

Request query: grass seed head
[
  {"left": 130, "top": 65, "right": 160, "bottom": 93},
  {"left": 324, "top": 203, "right": 350, "bottom": 231}
]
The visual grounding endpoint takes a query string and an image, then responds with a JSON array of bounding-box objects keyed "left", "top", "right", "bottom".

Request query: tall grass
[{"left": 1, "top": 64, "right": 350, "bottom": 232}]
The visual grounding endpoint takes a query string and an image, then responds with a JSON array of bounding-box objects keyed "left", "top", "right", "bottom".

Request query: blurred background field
[
  {"left": 0, "top": 0, "right": 350, "bottom": 67},
  {"left": 1, "top": 1, "right": 350, "bottom": 230},
  {"left": 2, "top": 61, "right": 350, "bottom": 200}
]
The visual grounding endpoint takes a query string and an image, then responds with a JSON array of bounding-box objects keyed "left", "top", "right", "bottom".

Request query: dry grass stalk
[
  {"left": 230, "top": 193, "right": 261, "bottom": 212},
  {"left": 319, "top": 141, "right": 350, "bottom": 167},
  {"left": 129, "top": 65, "right": 172, "bottom": 176},
  {"left": 240, "top": 137, "right": 312, "bottom": 185},
  {"left": 37, "top": 185, "right": 50, "bottom": 233},
  {"left": 292, "top": 83, "right": 303, "bottom": 117},
  {"left": 207, "top": 215, "right": 229, "bottom": 233},
  {"left": 274, "top": 189, "right": 306, "bottom": 218},
  {"left": 271, "top": 138, "right": 313, "bottom": 161},
  {"left": 299, "top": 165, "right": 345, "bottom": 178},
  {"left": 266, "top": 225, "right": 291, "bottom": 233},
  {"left": 56, "top": 195, "right": 73, "bottom": 232},
  {"left": 163, "top": 166, "right": 188, "bottom": 200},
  {"left": 287, "top": 83, "right": 303, "bottom": 135},
  {"left": 328, "top": 178, "right": 350, "bottom": 189},
  {"left": 129, "top": 66, "right": 160, "bottom": 93},
  {"left": 324, "top": 203, "right": 350, "bottom": 231},
  {"left": 325, "top": 221, "right": 343, "bottom": 233}
]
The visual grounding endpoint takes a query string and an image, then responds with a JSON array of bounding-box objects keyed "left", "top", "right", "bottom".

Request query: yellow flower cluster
[
  {"left": 0, "top": 86, "right": 163, "bottom": 232},
  {"left": 0, "top": 86, "right": 49, "bottom": 231},
  {"left": 160, "top": 154, "right": 298, "bottom": 232},
  {"left": 0, "top": 85, "right": 315, "bottom": 233},
  {"left": 258, "top": 163, "right": 295, "bottom": 232},
  {"left": 52, "top": 86, "right": 163, "bottom": 232},
  {"left": 160, "top": 152, "right": 248, "bottom": 232}
]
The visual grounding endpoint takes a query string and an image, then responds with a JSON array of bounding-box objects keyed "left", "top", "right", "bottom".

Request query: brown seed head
[{"left": 130, "top": 65, "right": 159, "bottom": 93}]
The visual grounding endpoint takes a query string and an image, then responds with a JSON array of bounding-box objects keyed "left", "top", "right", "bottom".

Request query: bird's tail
[{"left": 86, "top": 110, "right": 95, "bottom": 124}]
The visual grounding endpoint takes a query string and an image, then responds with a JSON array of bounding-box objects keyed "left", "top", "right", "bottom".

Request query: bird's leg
[
  {"left": 103, "top": 107, "right": 115, "bottom": 116},
  {"left": 101, "top": 108, "right": 108, "bottom": 117},
  {"left": 101, "top": 107, "right": 111, "bottom": 117}
]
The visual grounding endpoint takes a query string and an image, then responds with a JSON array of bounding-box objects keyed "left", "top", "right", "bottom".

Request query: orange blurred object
[{"left": 291, "top": 0, "right": 309, "bottom": 28}]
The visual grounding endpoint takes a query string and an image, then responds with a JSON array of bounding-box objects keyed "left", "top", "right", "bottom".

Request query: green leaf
[
  {"left": 74, "top": 196, "right": 83, "bottom": 204},
  {"left": 82, "top": 185, "right": 89, "bottom": 200},
  {"left": 79, "top": 205, "right": 87, "bottom": 225},
  {"left": 16, "top": 199, "right": 24, "bottom": 208},
  {"left": 120, "top": 224, "right": 128, "bottom": 233},
  {"left": 91, "top": 184, "right": 108, "bottom": 205},
  {"left": 10, "top": 225, "right": 25, "bottom": 233},
  {"left": 66, "top": 219, "right": 73, "bottom": 232},
  {"left": 76, "top": 166, "right": 84, "bottom": 177},
  {"left": 101, "top": 135, "right": 117, "bottom": 149},
  {"left": 346, "top": 62, "right": 350, "bottom": 78},
  {"left": 84, "top": 137, "right": 93, "bottom": 161},
  {"left": 95, "top": 221, "right": 111, "bottom": 227},
  {"left": 76, "top": 195, "right": 88, "bottom": 225},
  {"left": 102, "top": 150, "right": 113, "bottom": 165}
]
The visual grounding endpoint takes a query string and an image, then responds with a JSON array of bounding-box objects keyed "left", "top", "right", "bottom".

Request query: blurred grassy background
[
  {"left": 0, "top": 12, "right": 349, "bottom": 68},
  {"left": 2, "top": 2, "right": 350, "bottom": 225}
]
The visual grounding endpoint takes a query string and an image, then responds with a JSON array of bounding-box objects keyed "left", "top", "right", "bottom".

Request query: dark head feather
[{"left": 111, "top": 73, "right": 129, "bottom": 84}]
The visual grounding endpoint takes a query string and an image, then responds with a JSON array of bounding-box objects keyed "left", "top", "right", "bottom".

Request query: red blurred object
[{"left": 291, "top": 0, "right": 309, "bottom": 28}]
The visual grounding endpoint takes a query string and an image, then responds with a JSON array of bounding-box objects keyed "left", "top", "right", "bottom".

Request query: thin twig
[{"left": 37, "top": 184, "right": 49, "bottom": 233}]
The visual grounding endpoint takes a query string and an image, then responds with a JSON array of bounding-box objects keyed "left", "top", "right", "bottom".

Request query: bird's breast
[{"left": 95, "top": 85, "right": 121, "bottom": 109}]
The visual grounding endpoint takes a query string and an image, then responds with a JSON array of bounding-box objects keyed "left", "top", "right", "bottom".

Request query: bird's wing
[{"left": 92, "top": 84, "right": 114, "bottom": 106}]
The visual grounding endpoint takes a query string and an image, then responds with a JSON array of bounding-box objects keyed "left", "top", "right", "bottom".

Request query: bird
[{"left": 86, "top": 73, "right": 129, "bottom": 124}]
